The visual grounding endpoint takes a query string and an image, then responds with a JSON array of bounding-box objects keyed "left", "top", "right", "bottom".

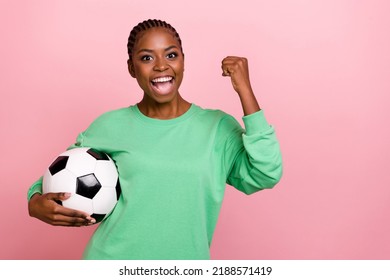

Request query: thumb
[{"left": 46, "top": 192, "right": 72, "bottom": 205}]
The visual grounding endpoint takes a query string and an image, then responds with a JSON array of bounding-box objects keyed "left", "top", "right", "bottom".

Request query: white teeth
[{"left": 152, "top": 76, "right": 173, "bottom": 83}]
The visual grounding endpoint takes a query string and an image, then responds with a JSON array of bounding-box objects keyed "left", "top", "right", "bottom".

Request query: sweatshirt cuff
[
  {"left": 27, "top": 178, "right": 43, "bottom": 201},
  {"left": 242, "top": 110, "right": 271, "bottom": 135}
]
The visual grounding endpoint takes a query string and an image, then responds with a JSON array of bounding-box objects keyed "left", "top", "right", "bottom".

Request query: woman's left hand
[
  {"left": 221, "top": 56, "right": 253, "bottom": 96},
  {"left": 221, "top": 56, "right": 261, "bottom": 115}
]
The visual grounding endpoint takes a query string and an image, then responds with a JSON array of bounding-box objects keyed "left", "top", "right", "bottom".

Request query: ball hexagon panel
[
  {"left": 63, "top": 194, "right": 94, "bottom": 214},
  {"left": 43, "top": 169, "right": 77, "bottom": 194},
  {"left": 66, "top": 150, "right": 97, "bottom": 177},
  {"left": 94, "top": 160, "right": 119, "bottom": 187},
  {"left": 92, "top": 187, "right": 118, "bottom": 214}
]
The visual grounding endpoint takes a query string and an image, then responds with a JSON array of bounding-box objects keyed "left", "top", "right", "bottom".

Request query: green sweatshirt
[{"left": 28, "top": 104, "right": 282, "bottom": 259}]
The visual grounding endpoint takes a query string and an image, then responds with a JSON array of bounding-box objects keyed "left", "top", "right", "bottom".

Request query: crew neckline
[{"left": 130, "top": 103, "right": 200, "bottom": 126}]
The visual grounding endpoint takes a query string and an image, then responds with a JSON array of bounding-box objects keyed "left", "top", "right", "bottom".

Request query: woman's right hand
[{"left": 28, "top": 193, "right": 96, "bottom": 226}]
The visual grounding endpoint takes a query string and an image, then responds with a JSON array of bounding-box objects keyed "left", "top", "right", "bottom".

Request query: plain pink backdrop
[{"left": 1, "top": 0, "right": 389, "bottom": 259}]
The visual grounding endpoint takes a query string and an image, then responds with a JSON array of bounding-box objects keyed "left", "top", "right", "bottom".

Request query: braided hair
[{"left": 127, "top": 19, "right": 183, "bottom": 59}]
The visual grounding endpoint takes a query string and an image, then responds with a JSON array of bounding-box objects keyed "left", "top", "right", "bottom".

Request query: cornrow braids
[{"left": 127, "top": 19, "right": 183, "bottom": 59}]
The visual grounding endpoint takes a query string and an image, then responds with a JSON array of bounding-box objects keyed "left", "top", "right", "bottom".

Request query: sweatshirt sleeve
[
  {"left": 27, "top": 176, "right": 43, "bottom": 200},
  {"left": 225, "top": 110, "right": 283, "bottom": 195}
]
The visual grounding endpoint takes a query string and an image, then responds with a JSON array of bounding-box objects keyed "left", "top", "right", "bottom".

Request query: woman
[{"left": 28, "top": 19, "right": 283, "bottom": 260}]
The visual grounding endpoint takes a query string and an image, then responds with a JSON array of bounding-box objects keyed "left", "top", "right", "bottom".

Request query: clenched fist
[{"left": 221, "top": 56, "right": 260, "bottom": 115}]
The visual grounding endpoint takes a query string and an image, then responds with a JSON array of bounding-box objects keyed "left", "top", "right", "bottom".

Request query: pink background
[{"left": 1, "top": 0, "right": 389, "bottom": 260}]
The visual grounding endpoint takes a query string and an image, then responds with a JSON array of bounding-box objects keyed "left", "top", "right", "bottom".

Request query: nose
[{"left": 153, "top": 57, "right": 168, "bottom": 72}]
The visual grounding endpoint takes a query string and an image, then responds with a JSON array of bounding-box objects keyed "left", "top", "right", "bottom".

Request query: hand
[
  {"left": 28, "top": 193, "right": 96, "bottom": 227},
  {"left": 221, "top": 56, "right": 261, "bottom": 115},
  {"left": 221, "top": 56, "right": 253, "bottom": 96}
]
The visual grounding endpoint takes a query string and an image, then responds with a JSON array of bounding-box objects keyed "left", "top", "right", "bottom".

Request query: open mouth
[{"left": 151, "top": 76, "right": 174, "bottom": 95}]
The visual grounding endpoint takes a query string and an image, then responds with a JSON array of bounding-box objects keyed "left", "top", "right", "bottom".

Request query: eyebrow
[{"left": 136, "top": 45, "right": 178, "bottom": 54}]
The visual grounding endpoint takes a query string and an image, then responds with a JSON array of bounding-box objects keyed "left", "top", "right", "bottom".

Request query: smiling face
[{"left": 128, "top": 27, "right": 184, "bottom": 104}]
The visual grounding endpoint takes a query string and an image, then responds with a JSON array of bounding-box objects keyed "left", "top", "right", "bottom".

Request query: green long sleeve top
[{"left": 28, "top": 104, "right": 282, "bottom": 259}]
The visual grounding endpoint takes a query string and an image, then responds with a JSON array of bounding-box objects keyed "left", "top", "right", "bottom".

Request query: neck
[{"left": 137, "top": 95, "right": 191, "bottom": 120}]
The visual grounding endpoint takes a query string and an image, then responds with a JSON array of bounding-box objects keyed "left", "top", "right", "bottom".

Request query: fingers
[
  {"left": 55, "top": 206, "right": 96, "bottom": 227},
  {"left": 30, "top": 192, "right": 96, "bottom": 227},
  {"left": 221, "top": 56, "right": 252, "bottom": 94},
  {"left": 221, "top": 56, "right": 248, "bottom": 77},
  {"left": 47, "top": 192, "right": 71, "bottom": 205},
  {"left": 49, "top": 210, "right": 96, "bottom": 227}
]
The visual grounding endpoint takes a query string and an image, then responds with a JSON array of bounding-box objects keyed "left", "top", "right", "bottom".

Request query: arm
[{"left": 221, "top": 56, "right": 283, "bottom": 194}]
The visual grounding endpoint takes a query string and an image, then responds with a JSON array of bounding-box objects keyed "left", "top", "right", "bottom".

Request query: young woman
[{"left": 28, "top": 19, "right": 283, "bottom": 260}]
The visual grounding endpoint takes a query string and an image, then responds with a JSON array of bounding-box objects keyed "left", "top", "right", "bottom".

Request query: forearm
[{"left": 238, "top": 87, "right": 261, "bottom": 116}]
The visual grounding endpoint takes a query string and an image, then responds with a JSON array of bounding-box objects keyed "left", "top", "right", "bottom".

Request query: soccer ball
[{"left": 43, "top": 147, "right": 121, "bottom": 223}]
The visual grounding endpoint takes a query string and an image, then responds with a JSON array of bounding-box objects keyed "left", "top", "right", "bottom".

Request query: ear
[{"left": 127, "top": 59, "right": 136, "bottom": 78}]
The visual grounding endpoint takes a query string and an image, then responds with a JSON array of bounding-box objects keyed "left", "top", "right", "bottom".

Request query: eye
[
  {"left": 166, "top": 52, "right": 178, "bottom": 59},
  {"left": 141, "top": 55, "right": 153, "bottom": 61}
]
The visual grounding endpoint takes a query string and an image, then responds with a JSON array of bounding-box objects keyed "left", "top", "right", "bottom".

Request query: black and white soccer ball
[{"left": 43, "top": 147, "right": 121, "bottom": 223}]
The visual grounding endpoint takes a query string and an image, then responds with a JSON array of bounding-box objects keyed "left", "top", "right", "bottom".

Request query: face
[{"left": 128, "top": 27, "right": 184, "bottom": 104}]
